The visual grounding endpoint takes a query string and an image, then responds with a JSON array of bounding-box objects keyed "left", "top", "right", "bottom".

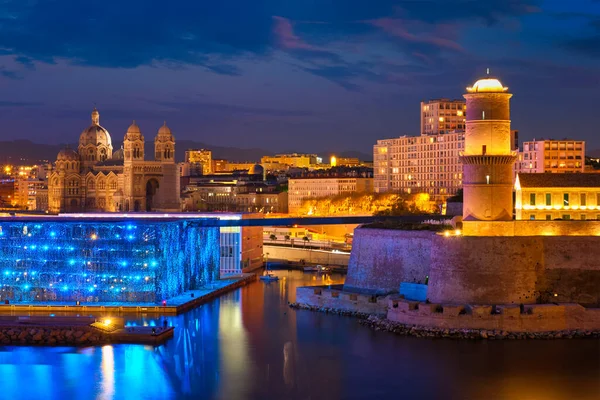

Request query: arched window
[
  {"left": 109, "top": 180, "right": 117, "bottom": 190},
  {"left": 88, "top": 179, "right": 95, "bottom": 190},
  {"left": 98, "top": 180, "right": 106, "bottom": 190}
]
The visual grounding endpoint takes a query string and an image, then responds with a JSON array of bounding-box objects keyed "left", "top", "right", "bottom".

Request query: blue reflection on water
[{"left": 0, "top": 271, "right": 598, "bottom": 400}]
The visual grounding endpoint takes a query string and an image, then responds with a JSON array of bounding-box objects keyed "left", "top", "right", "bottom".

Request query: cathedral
[{"left": 48, "top": 108, "right": 180, "bottom": 213}]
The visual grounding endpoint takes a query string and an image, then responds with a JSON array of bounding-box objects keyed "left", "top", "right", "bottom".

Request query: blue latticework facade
[{"left": 0, "top": 218, "right": 220, "bottom": 303}]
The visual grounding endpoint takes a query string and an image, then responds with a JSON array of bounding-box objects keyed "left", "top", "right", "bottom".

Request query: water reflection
[{"left": 0, "top": 271, "right": 597, "bottom": 400}]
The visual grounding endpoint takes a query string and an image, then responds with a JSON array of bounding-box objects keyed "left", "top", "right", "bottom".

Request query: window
[
  {"left": 545, "top": 193, "right": 551, "bottom": 206},
  {"left": 545, "top": 215, "right": 552, "bottom": 221},
  {"left": 581, "top": 215, "right": 586, "bottom": 220},
  {"left": 529, "top": 215, "right": 536, "bottom": 220},
  {"left": 563, "top": 193, "right": 569, "bottom": 206},
  {"left": 581, "top": 193, "right": 587, "bottom": 207},
  {"left": 563, "top": 215, "right": 571, "bottom": 220},
  {"left": 529, "top": 193, "right": 536, "bottom": 206}
]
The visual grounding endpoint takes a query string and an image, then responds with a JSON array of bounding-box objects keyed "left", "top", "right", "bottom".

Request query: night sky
[{"left": 0, "top": 0, "right": 599, "bottom": 154}]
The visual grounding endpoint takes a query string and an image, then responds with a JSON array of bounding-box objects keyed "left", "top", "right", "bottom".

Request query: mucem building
[{"left": 0, "top": 217, "right": 220, "bottom": 303}]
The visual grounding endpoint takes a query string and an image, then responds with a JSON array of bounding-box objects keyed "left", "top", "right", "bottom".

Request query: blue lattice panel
[{"left": 0, "top": 218, "right": 220, "bottom": 304}]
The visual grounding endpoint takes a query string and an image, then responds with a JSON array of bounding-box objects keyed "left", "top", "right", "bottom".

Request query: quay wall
[
  {"left": 296, "top": 286, "right": 388, "bottom": 316},
  {"left": 387, "top": 298, "right": 600, "bottom": 333},
  {"left": 344, "top": 229, "right": 433, "bottom": 294}
]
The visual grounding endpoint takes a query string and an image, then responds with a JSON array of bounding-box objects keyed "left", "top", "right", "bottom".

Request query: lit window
[
  {"left": 529, "top": 215, "right": 535, "bottom": 220},
  {"left": 545, "top": 193, "right": 551, "bottom": 206},
  {"left": 563, "top": 193, "right": 569, "bottom": 206},
  {"left": 581, "top": 193, "right": 587, "bottom": 206},
  {"left": 545, "top": 215, "right": 551, "bottom": 221},
  {"left": 581, "top": 215, "right": 586, "bottom": 220},
  {"left": 563, "top": 215, "right": 571, "bottom": 220}
]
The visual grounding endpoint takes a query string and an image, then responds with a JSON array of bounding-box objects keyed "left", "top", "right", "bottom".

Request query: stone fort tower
[{"left": 462, "top": 74, "right": 516, "bottom": 221}]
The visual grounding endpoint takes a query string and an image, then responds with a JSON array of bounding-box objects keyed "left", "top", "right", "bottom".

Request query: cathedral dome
[
  {"left": 466, "top": 77, "right": 507, "bottom": 93},
  {"left": 57, "top": 147, "right": 80, "bottom": 161},
  {"left": 155, "top": 121, "right": 174, "bottom": 142},
  {"left": 248, "top": 164, "right": 264, "bottom": 175},
  {"left": 112, "top": 146, "right": 124, "bottom": 160},
  {"left": 79, "top": 108, "right": 112, "bottom": 148},
  {"left": 124, "top": 121, "right": 144, "bottom": 141}
]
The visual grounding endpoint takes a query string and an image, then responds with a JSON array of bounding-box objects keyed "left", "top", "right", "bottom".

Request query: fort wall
[{"left": 343, "top": 229, "right": 433, "bottom": 294}]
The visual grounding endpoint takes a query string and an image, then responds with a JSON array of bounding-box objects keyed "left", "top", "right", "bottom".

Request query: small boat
[
  {"left": 303, "top": 265, "right": 319, "bottom": 272},
  {"left": 259, "top": 273, "right": 279, "bottom": 282},
  {"left": 317, "top": 265, "right": 332, "bottom": 274}
]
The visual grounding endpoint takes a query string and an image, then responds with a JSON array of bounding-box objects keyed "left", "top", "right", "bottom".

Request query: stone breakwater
[
  {"left": 288, "top": 302, "right": 372, "bottom": 319},
  {"left": 289, "top": 302, "right": 600, "bottom": 340},
  {"left": 0, "top": 326, "right": 110, "bottom": 346}
]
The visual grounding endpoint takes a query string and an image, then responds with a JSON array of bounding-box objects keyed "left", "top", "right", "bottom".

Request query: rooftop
[{"left": 517, "top": 173, "right": 600, "bottom": 188}]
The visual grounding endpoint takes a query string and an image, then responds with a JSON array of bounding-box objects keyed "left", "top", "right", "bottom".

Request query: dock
[{"left": 0, "top": 273, "right": 257, "bottom": 315}]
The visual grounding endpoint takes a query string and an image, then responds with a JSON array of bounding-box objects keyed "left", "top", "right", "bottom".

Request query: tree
[{"left": 269, "top": 234, "right": 277, "bottom": 241}]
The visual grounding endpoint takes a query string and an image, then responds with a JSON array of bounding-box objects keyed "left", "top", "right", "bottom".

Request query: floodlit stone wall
[
  {"left": 343, "top": 229, "right": 434, "bottom": 294},
  {"left": 387, "top": 298, "right": 600, "bottom": 332},
  {"left": 345, "top": 227, "right": 600, "bottom": 305},
  {"left": 296, "top": 286, "right": 388, "bottom": 316}
]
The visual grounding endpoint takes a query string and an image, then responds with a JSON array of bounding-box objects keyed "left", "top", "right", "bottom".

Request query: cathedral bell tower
[{"left": 461, "top": 73, "right": 516, "bottom": 221}]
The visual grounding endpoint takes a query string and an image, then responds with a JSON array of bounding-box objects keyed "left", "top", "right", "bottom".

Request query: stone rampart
[
  {"left": 387, "top": 298, "right": 600, "bottom": 333},
  {"left": 296, "top": 285, "right": 388, "bottom": 316},
  {"left": 344, "top": 229, "right": 434, "bottom": 294},
  {"left": 427, "top": 235, "right": 600, "bottom": 305}
]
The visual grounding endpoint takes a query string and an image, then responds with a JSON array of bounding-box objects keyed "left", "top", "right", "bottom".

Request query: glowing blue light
[
  {"left": 3, "top": 271, "right": 9, "bottom": 276},
  {"left": 120, "top": 261, "right": 127, "bottom": 267},
  {"left": 68, "top": 246, "right": 74, "bottom": 251},
  {"left": 135, "top": 276, "right": 141, "bottom": 281},
  {"left": 30, "top": 245, "right": 36, "bottom": 250},
  {"left": 49, "top": 231, "right": 56, "bottom": 237},
  {"left": 30, "top": 271, "right": 36, "bottom": 276},
  {"left": 126, "top": 225, "right": 135, "bottom": 230},
  {"left": 83, "top": 273, "right": 88, "bottom": 277},
  {"left": 68, "top": 259, "right": 75, "bottom": 266},
  {"left": 127, "top": 235, "right": 134, "bottom": 240},
  {"left": 115, "top": 234, "right": 121, "bottom": 239},
  {"left": 61, "top": 285, "right": 68, "bottom": 291},
  {"left": 42, "top": 245, "right": 49, "bottom": 251},
  {"left": 0, "top": 231, "right": 4, "bottom": 236},
  {"left": 88, "top": 287, "right": 95, "bottom": 292},
  {"left": 150, "top": 260, "right": 158, "bottom": 268},
  {"left": 24, "top": 285, "right": 30, "bottom": 290}
]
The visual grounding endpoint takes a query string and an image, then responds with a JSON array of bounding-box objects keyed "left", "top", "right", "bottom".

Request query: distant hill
[{"left": 0, "top": 139, "right": 370, "bottom": 164}]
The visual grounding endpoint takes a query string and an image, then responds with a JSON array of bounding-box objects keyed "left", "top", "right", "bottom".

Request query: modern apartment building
[
  {"left": 420, "top": 99, "right": 466, "bottom": 135},
  {"left": 288, "top": 176, "right": 373, "bottom": 213},
  {"left": 374, "top": 132, "right": 464, "bottom": 199},
  {"left": 515, "top": 140, "right": 585, "bottom": 174}
]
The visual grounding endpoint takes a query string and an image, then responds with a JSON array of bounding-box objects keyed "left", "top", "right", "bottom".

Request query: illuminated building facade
[
  {"left": 461, "top": 76, "right": 516, "bottom": 221},
  {"left": 288, "top": 177, "right": 373, "bottom": 213},
  {"left": 48, "top": 108, "right": 180, "bottom": 213},
  {"left": 374, "top": 132, "right": 464, "bottom": 199},
  {"left": 185, "top": 149, "right": 213, "bottom": 175},
  {"left": 261, "top": 153, "right": 319, "bottom": 169},
  {"left": 515, "top": 173, "right": 600, "bottom": 220},
  {"left": 515, "top": 140, "right": 585, "bottom": 175},
  {"left": 420, "top": 99, "right": 466, "bottom": 135},
  {"left": 181, "top": 165, "right": 287, "bottom": 214},
  {"left": 0, "top": 217, "right": 219, "bottom": 303},
  {"left": 70, "top": 212, "right": 264, "bottom": 275}
]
